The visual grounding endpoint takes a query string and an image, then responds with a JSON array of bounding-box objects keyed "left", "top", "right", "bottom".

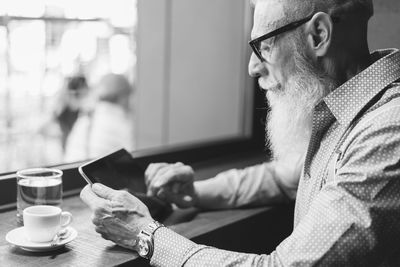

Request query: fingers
[
  {"left": 145, "top": 162, "right": 185, "bottom": 186},
  {"left": 153, "top": 164, "right": 193, "bottom": 189},
  {"left": 157, "top": 187, "right": 194, "bottom": 208},
  {"left": 157, "top": 188, "right": 193, "bottom": 202},
  {"left": 92, "top": 183, "right": 119, "bottom": 200},
  {"left": 146, "top": 163, "right": 185, "bottom": 196},
  {"left": 146, "top": 163, "right": 194, "bottom": 206},
  {"left": 80, "top": 184, "right": 108, "bottom": 210},
  {"left": 145, "top": 163, "right": 169, "bottom": 187}
]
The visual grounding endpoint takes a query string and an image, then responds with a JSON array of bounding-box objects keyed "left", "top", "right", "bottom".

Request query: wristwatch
[{"left": 136, "top": 221, "right": 164, "bottom": 259}]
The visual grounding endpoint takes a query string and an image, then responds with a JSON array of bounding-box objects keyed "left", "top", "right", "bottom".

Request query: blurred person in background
[
  {"left": 64, "top": 73, "right": 135, "bottom": 162},
  {"left": 38, "top": 75, "right": 89, "bottom": 152}
]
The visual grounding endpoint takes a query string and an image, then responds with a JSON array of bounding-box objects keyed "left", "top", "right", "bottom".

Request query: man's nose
[{"left": 248, "top": 53, "right": 267, "bottom": 78}]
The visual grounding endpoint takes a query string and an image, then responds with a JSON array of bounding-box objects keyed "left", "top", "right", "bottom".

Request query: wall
[
  {"left": 168, "top": 0, "right": 245, "bottom": 145},
  {"left": 368, "top": 0, "right": 400, "bottom": 50},
  {"left": 133, "top": 0, "right": 400, "bottom": 150},
  {"left": 135, "top": 0, "right": 170, "bottom": 149},
  {"left": 135, "top": 0, "right": 253, "bottom": 149}
]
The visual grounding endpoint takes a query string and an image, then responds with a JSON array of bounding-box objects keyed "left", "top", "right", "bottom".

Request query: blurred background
[
  {"left": 0, "top": 0, "right": 254, "bottom": 173},
  {"left": 0, "top": 0, "right": 138, "bottom": 172},
  {"left": 0, "top": 0, "right": 399, "bottom": 174}
]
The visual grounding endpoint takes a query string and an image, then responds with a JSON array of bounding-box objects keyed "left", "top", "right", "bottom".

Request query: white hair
[{"left": 266, "top": 29, "right": 336, "bottom": 162}]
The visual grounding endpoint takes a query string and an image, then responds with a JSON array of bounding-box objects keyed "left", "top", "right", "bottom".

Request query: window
[
  {"left": 0, "top": 0, "right": 138, "bottom": 173},
  {"left": 0, "top": 0, "right": 254, "bottom": 174}
]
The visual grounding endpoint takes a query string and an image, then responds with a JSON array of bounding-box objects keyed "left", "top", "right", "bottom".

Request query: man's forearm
[
  {"left": 192, "top": 161, "right": 300, "bottom": 210},
  {"left": 193, "top": 178, "right": 237, "bottom": 210}
]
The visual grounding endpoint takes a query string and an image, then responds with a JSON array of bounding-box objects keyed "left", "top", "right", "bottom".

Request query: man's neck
[{"left": 335, "top": 45, "right": 372, "bottom": 86}]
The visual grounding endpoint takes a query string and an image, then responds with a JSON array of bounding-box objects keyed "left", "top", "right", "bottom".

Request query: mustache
[{"left": 258, "top": 80, "right": 282, "bottom": 93}]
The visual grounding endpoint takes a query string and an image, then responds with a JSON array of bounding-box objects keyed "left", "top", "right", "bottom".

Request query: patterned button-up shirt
[{"left": 150, "top": 49, "right": 400, "bottom": 266}]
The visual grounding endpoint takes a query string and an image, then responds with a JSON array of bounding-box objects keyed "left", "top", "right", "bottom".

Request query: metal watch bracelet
[{"left": 137, "top": 221, "right": 164, "bottom": 259}]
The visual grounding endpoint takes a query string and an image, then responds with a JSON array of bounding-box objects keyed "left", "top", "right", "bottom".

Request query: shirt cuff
[{"left": 150, "top": 226, "right": 204, "bottom": 267}]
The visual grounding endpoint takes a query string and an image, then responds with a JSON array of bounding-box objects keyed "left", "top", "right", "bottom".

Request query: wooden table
[
  {"left": 0, "top": 153, "right": 294, "bottom": 266},
  {"left": 0, "top": 197, "right": 294, "bottom": 266}
]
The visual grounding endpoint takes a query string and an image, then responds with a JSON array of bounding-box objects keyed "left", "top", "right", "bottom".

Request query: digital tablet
[
  {"left": 78, "top": 148, "right": 172, "bottom": 221},
  {"left": 79, "top": 148, "right": 146, "bottom": 192}
]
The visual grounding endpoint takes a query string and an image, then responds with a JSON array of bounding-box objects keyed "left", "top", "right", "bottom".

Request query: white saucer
[{"left": 5, "top": 226, "right": 77, "bottom": 252}]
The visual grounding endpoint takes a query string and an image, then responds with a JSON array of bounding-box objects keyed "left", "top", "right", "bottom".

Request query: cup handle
[{"left": 60, "top": 211, "right": 73, "bottom": 228}]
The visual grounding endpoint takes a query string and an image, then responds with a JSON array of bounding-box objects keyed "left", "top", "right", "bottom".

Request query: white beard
[{"left": 266, "top": 53, "right": 334, "bottom": 164}]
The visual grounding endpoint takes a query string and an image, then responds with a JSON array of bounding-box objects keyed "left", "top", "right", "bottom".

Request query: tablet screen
[{"left": 80, "top": 149, "right": 146, "bottom": 193}]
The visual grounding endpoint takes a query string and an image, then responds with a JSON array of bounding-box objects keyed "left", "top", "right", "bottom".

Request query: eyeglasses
[{"left": 249, "top": 14, "right": 339, "bottom": 62}]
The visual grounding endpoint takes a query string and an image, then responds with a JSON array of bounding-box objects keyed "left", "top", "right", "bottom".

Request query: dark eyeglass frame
[{"left": 249, "top": 14, "right": 340, "bottom": 62}]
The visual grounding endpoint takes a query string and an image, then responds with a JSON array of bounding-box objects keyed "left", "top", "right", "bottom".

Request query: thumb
[{"left": 92, "top": 183, "right": 119, "bottom": 200}]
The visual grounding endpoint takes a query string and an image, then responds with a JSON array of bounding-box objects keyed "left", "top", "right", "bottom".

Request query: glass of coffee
[{"left": 16, "top": 168, "right": 63, "bottom": 225}]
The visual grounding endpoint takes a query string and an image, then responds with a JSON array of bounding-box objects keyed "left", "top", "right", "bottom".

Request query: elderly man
[{"left": 81, "top": 0, "right": 400, "bottom": 265}]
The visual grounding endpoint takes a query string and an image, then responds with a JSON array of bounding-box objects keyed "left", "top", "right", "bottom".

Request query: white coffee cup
[{"left": 23, "top": 205, "right": 73, "bottom": 243}]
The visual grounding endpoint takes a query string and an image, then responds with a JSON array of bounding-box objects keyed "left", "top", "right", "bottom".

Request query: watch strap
[
  {"left": 147, "top": 220, "right": 164, "bottom": 235},
  {"left": 137, "top": 220, "right": 164, "bottom": 259}
]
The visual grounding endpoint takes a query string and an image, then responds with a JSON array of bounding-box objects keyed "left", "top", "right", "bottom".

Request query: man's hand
[
  {"left": 80, "top": 183, "right": 153, "bottom": 250},
  {"left": 145, "top": 162, "right": 197, "bottom": 208}
]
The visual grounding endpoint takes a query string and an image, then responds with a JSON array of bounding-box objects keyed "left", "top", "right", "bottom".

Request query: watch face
[{"left": 138, "top": 238, "right": 150, "bottom": 257}]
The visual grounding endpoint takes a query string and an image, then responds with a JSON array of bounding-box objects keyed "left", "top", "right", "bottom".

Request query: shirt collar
[{"left": 324, "top": 48, "right": 400, "bottom": 125}]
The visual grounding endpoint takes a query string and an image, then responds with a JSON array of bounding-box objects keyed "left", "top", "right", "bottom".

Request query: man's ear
[{"left": 304, "top": 12, "right": 333, "bottom": 58}]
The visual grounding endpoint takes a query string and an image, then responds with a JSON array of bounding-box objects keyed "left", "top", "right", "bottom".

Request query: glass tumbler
[{"left": 16, "top": 168, "right": 63, "bottom": 225}]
